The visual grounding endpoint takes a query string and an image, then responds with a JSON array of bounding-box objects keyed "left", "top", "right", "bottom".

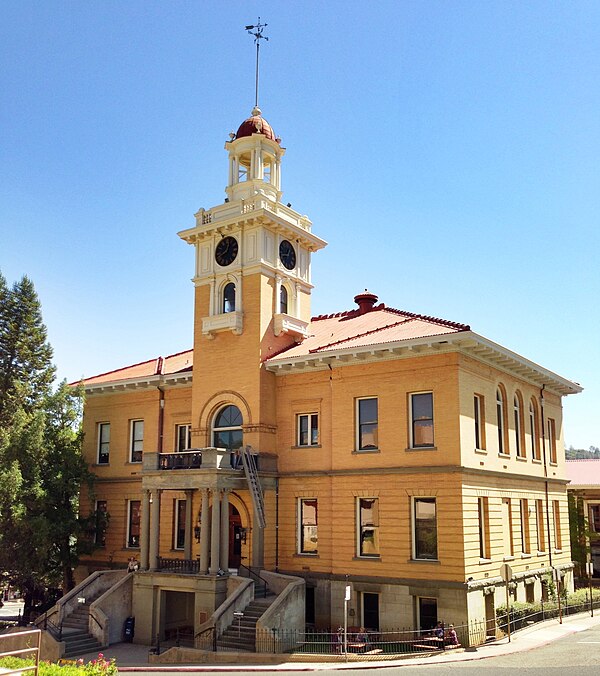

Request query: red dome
[{"left": 235, "top": 107, "right": 279, "bottom": 143}]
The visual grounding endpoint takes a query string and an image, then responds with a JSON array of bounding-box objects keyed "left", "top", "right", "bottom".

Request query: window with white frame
[
  {"left": 176, "top": 424, "right": 192, "bottom": 452},
  {"left": 514, "top": 393, "right": 525, "bottom": 457},
  {"left": 213, "top": 405, "right": 243, "bottom": 451},
  {"left": 223, "top": 282, "right": 236, "bottom": 313},
  {"left": 410, "top": 392, "right": 434, "bottom": 448},
  {"left": 497, "top": 387, "right": 508, "bottom": 454},
  {"left": 536, "top": 499, "right": 545, "bottom": 552},
  {"left": 356, "top": 398, "right": 378, "bottom": 451},
  {"left": 130, "top": 420, "right": 144, "bottom": 463},
  {"left": 553, "top": 500, "right": 562, "bottom": 550},
  {"left": 548, "top": 418, "right": 557, "bottom": 464},
  {"left": 478, "top": 497, "right": 490, "bottom": 559},
  {"left": 502, "top": 498, "right": 514, "bottom": 557},
  {"left": 529, "top": 399, "right": 541, "bottom": 460},
  {"left": 174, "top": 499, "right": 186, "bottom": 550},
  {"left": 521, "top": 499, "right": 531, "bottom": 554},
  {"left": 413, "top": 497, "right": 437, "bottom": 560},
  {"left": 474, "top": 394, "right": 485, "bottom": 450},
  {"left": 357, "top": 498, "right": 379, "bottom": 557},
  {"left": 127, "top": 500, "right": 141, "bottom": 548},
  {"left": 297, "top": 413, "right": 319, "bottom": 447},
  {"left": 97, "top": 422, "right": 110, "bottom": 464},
  {"left": 298, "top": 498, "right": 318, "bottom": 554},
  {"left": 280, "top": 285, "right": 288, "bottom": 314}
]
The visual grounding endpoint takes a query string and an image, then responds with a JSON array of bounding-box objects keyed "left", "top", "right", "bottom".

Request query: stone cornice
[{"left": 84, "top": 372, "right": 192, "bottom": 396}]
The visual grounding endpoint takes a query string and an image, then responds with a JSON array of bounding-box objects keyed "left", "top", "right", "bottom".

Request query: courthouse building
[{"left": 77, "top": 105, "right": 581, "bottom": 644}]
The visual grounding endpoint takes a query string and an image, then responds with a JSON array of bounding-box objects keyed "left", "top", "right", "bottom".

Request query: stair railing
[
  {"left": 42, "top": 615, "right": 63, "bottom": 642},
  {"left": 195, "top": 625, "right": 217, "bottom": 652},
  {"left": 237, "top": 563, "right": 270, "bottom": 598}
]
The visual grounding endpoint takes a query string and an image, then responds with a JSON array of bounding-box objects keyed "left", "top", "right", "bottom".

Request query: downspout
[
  {"left": 540, "top": 385, "right": 553, "bottom": 568},
  {"left": 275, "top": 477, "right": 279, "bottom": 573}
]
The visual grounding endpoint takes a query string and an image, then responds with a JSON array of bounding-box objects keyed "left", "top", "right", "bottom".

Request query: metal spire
[{"left": 245, "top": 18, "right": 269, "bottom": 109}]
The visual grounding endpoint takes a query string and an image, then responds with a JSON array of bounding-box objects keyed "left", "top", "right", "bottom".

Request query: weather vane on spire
[{"left": 245, "top": 18, "right": 269, "bottom": 110}]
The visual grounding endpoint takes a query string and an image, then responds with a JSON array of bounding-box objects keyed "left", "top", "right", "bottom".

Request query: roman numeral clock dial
[{"left": 279, "top": 239, "right": 296, "bottom": 270}]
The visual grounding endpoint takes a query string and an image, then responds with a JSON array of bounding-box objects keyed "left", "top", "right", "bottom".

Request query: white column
[
  {"left": 295, "top": 283, "right": 301, "bottom": 317},
  {"left": 199, "top": 489, "right": 210, "bottom": 575},
  {"left": 220, "top": 490, "right": 230, "bottom": 572},
  {"left": 275, "top": 157, "right": 281, "bottom": 191},
  {"left": 148, "top": 490, "right": 161, "bottom": 571},
  {"left": 140, "top": 489, "right": 151, "bottom": 570},
  {"left": 209, "top": 490, "right": 221, "bottom": 575},
  {"left": 184, "top": 490, "right": 193, "bottom": 560},
  {"left": 275, "top": 275, "right": 282, "bottom": 314}
]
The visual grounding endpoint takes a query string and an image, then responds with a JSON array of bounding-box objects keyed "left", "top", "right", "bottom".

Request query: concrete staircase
[
  {"left": 61, "top": 601, "right": 103, "bottom": 657},
  {"left": 216, "top": 593, "right": 277, "bottom": 652}
]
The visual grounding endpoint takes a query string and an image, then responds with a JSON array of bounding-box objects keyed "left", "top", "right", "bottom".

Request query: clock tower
[{"left": 178, "top": 107, "right": 327, "bottom": 461}]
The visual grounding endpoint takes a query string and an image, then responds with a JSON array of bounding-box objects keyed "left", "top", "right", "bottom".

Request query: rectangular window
[
  {"left": 413, "top": 497, "right": 438, "bottom": 560},
  {"left": 525, "top": 582, "right": 535, "bottom": 604},
  {"left": 298, "top": 498, "right": 318, "bottom": 554},
  {"left": 357, "top": 498, "right": 379, "bottom": 557},
  {"left": 176, "top": 424, "right": 192, "bottom": 452},
  {"left": 590, "top": 505, "right": 600, "bottom": 533},
  {"left": 548, "top": 419, "right": 557, "bottom": 463},
  {"left": 127, "top": 500, "right": 141, "bottom": 548},
  {"left": 410, "top": 392, "right": 434, "bottom": 448},
  {"left": 356, "top": 398, "right": 378, "bottom": 451},
  {"left": 174, "top": 499, "right": 186, "bottom": 550},
  {"left": 553, "top": 500, "right": 562, "bottom": 550},
  {"left": 417, "top": 597, "right": 438, "bottom": 632},
  {"left": 97, "top": 423, "right": 110, "bottom": 464},
  {"left": 474, "top": 394, "right": 485, "bottom": 450},
  {"left": 130, "top": 420, "right": 144, "bottom": 463},
  {"left": 94, "top": 500, "right": 108, "bottom": 547},
  {"left": 502, "top": 498, "right": 514, "bottom": 557},
  {"left": 478, "top": 497, "right": 490, "bottom": 559},
  {"left": 536, "top": 499, "right": 545, "bottom": 552},
  {"left": 297, "top": 413, "right": 319, "bottom": 447},
  {"left": 520, "top": 499, "right": 531, "bottom": 554}
]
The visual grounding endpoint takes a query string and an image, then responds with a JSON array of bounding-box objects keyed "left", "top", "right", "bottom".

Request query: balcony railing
[
  {"left": 157, "top": 557, "right": 200, "bottom": 574},
  {"left": 159, "top": 451, "right": 202, "bottom": 470}
]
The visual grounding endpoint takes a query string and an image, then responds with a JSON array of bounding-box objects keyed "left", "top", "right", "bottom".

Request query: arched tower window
[
  {"left": 280, "top": 285, "right": 288, "bottom": 314},
  {"left": 223, "top": 282, "right": 236, "bottom": 313},
  {"left": 514, "top": 392, "right": 524, "bottom": 457},
  {"left": 496, "top": 386, "right": 508, "bottom": 454},
  {"left": 212, "top": 405, "right": 243, "bottom": 451}
]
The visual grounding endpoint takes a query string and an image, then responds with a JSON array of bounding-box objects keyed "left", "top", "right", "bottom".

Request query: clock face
[
  {"left": 279, "top": 240, "right": 296, "bottom": 270},
  {"left": 215, "top": 236, "right": 238, "bottom": 267}
]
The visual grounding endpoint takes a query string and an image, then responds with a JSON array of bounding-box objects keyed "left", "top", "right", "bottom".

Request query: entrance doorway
[
  {"left": 417, "top": 597, "right": 437, "bottom": 632},
  {"left": 485, "top": 592, "right": 496, "bottom": 637},
  {"left": 361, "top": 592, "right": 380, "bottom": 631},
  {"left": 229, "top": 504, "right": 242, "bottom": 569}
]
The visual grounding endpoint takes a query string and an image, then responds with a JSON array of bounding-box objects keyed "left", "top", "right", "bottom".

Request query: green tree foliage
[
  {"left": 565, "top": 445, "right": 600, "bottom": 459},
  {"left": 0, "top": 271, "right": 95, "bottom": 612},
  {"left": 568, "top": 492, "right": 594, "bottom": 578}
]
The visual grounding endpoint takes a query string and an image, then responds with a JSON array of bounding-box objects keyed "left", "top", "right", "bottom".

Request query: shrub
[{"left": 0, "top": 653, "right": 117, "bottom": 676}]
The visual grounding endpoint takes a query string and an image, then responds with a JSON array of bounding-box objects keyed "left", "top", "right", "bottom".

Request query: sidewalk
[{"left": 71, "top": 612, "right": 600, "bottom": 671}]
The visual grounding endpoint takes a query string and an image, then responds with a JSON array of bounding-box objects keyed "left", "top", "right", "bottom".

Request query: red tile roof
[
  {"left": 266, "top": 305, "right": 469, "bottom": 362},
  {"left": 79, "top": 349, "right": 193, "bottom": 386},
  {"left": 566, "top": 459, "right": 600, "bottom": 487}
]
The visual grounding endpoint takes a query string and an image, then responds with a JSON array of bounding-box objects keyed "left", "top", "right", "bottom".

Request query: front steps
[
  {"left": 61, "top": 599, "right": 102, "bottom": 657},
  {"left": 216, "top": 594, "right": 277, "bottom": 652}
]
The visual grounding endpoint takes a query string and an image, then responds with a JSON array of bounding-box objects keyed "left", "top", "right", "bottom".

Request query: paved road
[
  {"left": 121, "top": 623, "right": 600, "bottom": 676},
  {"left": 0, "top": 601, "right": 24, "bottom": 620}
]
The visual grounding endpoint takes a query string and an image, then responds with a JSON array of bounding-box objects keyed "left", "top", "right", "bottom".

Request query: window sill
[
  {"left": 515, "top": 456, "right": 527, "bottom": 462},
  {"left": 405, "top": 446, "right": 437, "bottom": 452},
  {"left": 294, "top": 553, "right": 319, "bottom": 558},
  {"left": 93, "top": 463, "right": 110, "bottom": 467},
  {"left": 474, "top": 448, "right": 487, "bottom": 455},
  {"left": 127, "top": 461, "right": 143, "bottom": 465},
  {"left": 554, "top": 549, "right": 563, "bottom": 554},
  {"left": 353, "top": 555, "right": 381, "bottom": 561},
  {"left": 125, "top": 546, "right": 140, "bottom": 551},
  {"left": 532, "top": 459, "right": 542, "bottom": 464},
  {"left": 408, "top": 558, "right": 440, "bottom": 564},
  {"left": 352, "top": 448, "right": 381, "bottom": 454},
  {"left": 536, "top": 551, "right": 547, "bottom": 556},
  {"left": 521, "top": 553, "right": 532, "bottom": 559},
  {"left": 479, "top": 558, "right": 492, "bottom": 564},
  {"left": 503, "top": 556, "right": 515, "bottom": 562},
  {"left": 292, "top": 445, "right": 322, "bottom": 450},
  {"left": 549, "top": 461, "right": 558, "bottom": 467},
  {"left": 498, "top": 452, "right": 510, "bottom": 459}
]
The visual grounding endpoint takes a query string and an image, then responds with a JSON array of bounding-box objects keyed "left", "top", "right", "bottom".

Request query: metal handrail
[
  {"left": 0, "top": 628, "right": 41, "bottom": 676},
  {"left": 195, "top": 625, "right": 217, "bottom": 651},
  {"left": 238, "top": 563, "right": 270, "bottom": 598},
  {"left": 43, "top": 614, "right": 63, "bottom": 641}
]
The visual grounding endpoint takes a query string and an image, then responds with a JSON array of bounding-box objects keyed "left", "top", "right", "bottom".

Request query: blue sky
[{"left": 1, "top": 1, "right": 598, "bottom": 448}]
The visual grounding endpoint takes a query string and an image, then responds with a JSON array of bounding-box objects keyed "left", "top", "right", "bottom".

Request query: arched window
[
  {"left": 223, "top": 282, "right": 236, "bottom": 313},
  {"left": 514, "top": 393, "right": 524, "bottom": 457},
  {"left": 496, "top": 387, "right": 507, "bottom": 454},
  {"left": 280, "top": 285, "right": 288, "bottom": 314},
  {"left": 212, "top": 405, "right": 243, "bottom": 451},
  {"left": 529, "top": 399, "right": 540, "bottom": 460}
]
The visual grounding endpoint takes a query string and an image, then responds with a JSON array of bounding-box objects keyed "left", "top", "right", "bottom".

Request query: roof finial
[{"left": 245, "top": 17, "right": 269, "bottom": 109}]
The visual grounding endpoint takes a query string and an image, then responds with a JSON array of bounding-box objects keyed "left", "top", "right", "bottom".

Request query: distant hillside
[{"left": 566, "top": 445, "right": 600, "bottom": 460}]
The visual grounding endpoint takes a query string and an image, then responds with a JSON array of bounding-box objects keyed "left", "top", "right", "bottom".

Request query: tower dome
[{"left": 235, "top": 106, "right": 279, "bottom": 143}]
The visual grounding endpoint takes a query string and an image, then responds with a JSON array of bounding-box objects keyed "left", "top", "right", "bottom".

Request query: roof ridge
[
  {"left": 75, "top": 355, "right": 160, "bottom": 384},
  {"left": 308, "top": 317, "right": 414, "bottom": 353},
  {"left": 163, "top": 348, "right": 194, "bottom": 359}
]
